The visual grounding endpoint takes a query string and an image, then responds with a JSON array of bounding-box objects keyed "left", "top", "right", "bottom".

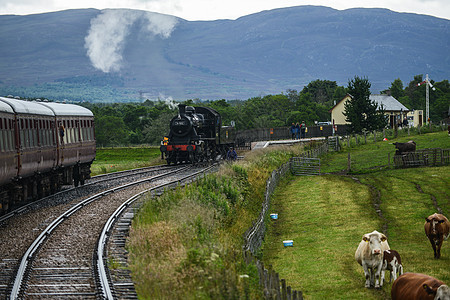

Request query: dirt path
[{"left": 349, "top": 176, "right": 389, "bottom": 235}]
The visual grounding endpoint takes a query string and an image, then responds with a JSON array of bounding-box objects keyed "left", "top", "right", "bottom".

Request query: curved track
[{"left": 0, "top": 164, "right": 216, "bottom": 299}]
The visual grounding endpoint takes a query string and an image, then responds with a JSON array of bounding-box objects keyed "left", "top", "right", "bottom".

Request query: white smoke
[
  {"left": 158, "top": 93, "right": 178, "bottom": 110},
  {"left": 84, "top": 9, "right": 178, "bottom": 73}
]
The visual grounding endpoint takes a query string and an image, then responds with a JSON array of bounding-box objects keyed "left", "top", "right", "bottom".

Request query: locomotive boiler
[
  {"left": 0, "top": 97, "right": 96, "bottom": 215},
  {"left": 160, "top": 104, "right": 235, "bottom": 164}
]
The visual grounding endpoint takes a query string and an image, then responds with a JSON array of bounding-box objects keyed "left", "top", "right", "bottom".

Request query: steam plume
[{"left": 84, "top": 9, "right": 178, "bottom": 73}]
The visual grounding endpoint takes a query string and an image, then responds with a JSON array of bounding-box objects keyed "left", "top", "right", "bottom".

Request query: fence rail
[
  {"left": 393, "top": 148, "right": 450, "bottom": 168},
  {"left": 290, "top": 157, "right": 320, "bottom": 175}
]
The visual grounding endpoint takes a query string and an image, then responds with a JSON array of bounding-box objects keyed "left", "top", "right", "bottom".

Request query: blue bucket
[{"left": 283, "top": 240, "right": 293, "bottom": 247}]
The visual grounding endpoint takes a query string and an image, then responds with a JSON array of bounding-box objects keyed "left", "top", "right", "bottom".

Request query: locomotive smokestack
[{"left": 179, "top": 104, "right": 186, "bottom": 117}]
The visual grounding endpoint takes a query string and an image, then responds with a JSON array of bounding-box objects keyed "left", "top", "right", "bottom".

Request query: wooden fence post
[
  {"left": 275, "top": 272, "right": 281, "bottom": 299},
  {"left": 347, "top": 153, "right": 351, "bottom": 173},
  {"left": 388, "top": 152, "right": 390, "bottom": 168},
  {"left": 373, "top": 130, "right": 376, "bottom": 142},
  {"left": 281, "top": 279, "right": 287, "bottom": 300}
]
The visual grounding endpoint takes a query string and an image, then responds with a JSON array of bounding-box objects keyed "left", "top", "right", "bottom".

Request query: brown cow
[
  {"left": 391, "top": 273, "right": 450, "bottom": 300},
  {"left": 425, "top": 213, "right": 450, "bottom": 259}
]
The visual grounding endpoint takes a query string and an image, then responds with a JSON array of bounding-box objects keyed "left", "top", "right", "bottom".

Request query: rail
[
  {"left": 95, "top": 165, "right": 216, "bottom": 299},
  {"left": 9, "top": 166, "right": 190, "bottom": 300}
]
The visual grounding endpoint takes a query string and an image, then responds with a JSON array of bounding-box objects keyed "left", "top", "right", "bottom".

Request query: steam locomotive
[
  {"left": 0, "top": 97, "right": 96, "bottom": 215},
  {"left": 160, "top": 104, "right": 236, "bottom": 164}
]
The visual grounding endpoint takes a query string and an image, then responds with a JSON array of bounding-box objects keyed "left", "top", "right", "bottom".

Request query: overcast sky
[{"left": 1, "top": 0, "right": 449, "bottom": 20}]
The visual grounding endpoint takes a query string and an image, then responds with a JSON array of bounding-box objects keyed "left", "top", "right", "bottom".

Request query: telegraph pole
[
  {"left": 426, "top": 74, "right": 429, "bottom": 124},
  {"left": 417, "top": 74, "right": 435, "bottom": 125}
]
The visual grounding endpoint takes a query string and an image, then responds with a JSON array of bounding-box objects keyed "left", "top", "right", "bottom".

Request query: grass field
[
  {"left": 263, "top": 132, "right": 450, "bottom": 299},
  {"left": 91, "top": 146, "right": 162, "bottom": 176},
  {"left": 321, "top": 131, "right": 449, "bottom": 174}
]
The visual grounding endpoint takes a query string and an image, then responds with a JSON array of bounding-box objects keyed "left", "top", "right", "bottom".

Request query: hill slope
[{"left": 0, "top": 6, "right": 449, "bottom": 101}]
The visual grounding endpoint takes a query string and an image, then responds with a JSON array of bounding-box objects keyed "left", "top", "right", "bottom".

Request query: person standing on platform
[
  {"left": 300, "top": 121, "right": 306, "bottom": 138},
  {"left": 290, "top": 123, "right": 296, "bottom": 139}
]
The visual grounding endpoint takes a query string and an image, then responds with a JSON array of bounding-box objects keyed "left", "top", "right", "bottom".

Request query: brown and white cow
[
  {"left": 391, "top": 273, "right": 450, "bottom": 300},
  {"left": 381, "top": 249, "right": 403, "bottom": 283},
  {"left": 425, "top": 213, "right": 450, "bottom": 259},
  {"left": 355, "top": 230, "right": 390, "bottom": 288}
]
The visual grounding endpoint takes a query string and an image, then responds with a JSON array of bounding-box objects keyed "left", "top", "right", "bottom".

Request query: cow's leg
[
  {"left": 363, "top": 264, "right": 371, "bottom": 288},
  {"left": 390, "top": 260, "right": 397, "bottom": 282},
  {"left": 429, "top": 237, "right": 438, "bottom": 258},
  {"left": 436, "top": 241, "right": 442, "bottom": 259},
  {"left": 391, "top": 265, "right": 397, "bottom": 282},
  {"left": 374, "top": 262, "right": 383, "bottom": 288}
]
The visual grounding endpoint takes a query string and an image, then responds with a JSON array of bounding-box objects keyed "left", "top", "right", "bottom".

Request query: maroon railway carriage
[{"left": 0, "top": 97, "right": 96, "bottom": 215}]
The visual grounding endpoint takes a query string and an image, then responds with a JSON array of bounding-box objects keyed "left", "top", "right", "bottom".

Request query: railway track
[
  {"left": 0, "top": 164, "right": 217, "bottom": 299},
  {"left": 0, "top": 164, "right": 172, "bottom": 224}
]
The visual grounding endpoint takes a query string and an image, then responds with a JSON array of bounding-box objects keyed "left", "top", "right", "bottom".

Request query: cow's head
[
  {"left": 423, "top": 284, "right": 450, "bottom": 300},
  {"left": 362, "top": 231, "right": 387, "bottom": 255},
  {"left": 426, "top": 215, "right": 446, "bottom": 236}
]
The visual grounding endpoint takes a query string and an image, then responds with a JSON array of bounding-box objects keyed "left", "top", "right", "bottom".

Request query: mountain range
[{"left": 0, "top": 6, "right": 449, "bottom": 102}]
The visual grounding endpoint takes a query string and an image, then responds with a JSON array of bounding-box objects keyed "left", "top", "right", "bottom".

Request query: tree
[
  {"left": 95, "top": 115, "right": 129, "bottom": 146},
  {"left": 343, "top": 76, "right": 386, "bottom": 133},
  {"left": 142, "top": 111, "right": 176, "bottom": 145},
  {"left": 332, "top": 86, "right": 347, "bottom": 106},
  {"left": 300, "top": 79, "right": 338, "bottom": 107},
  {"left": 404, "top": 74, "right": 424, "bottom": 110},
  {"left": 389, "top": 78, "right": 404, "bottom": 99}
]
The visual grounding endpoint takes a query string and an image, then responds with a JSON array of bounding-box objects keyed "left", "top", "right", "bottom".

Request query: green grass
[
  {"left": 263, "top": 132, "right": 450, "bottom": 299},
  {"left": 321, "top": 131, "right": 450, "bottom": 173},
  {"left": 126, "top": 145, "right": 308, "bottom": 299},
  {"left": 91, "top": 146, "right": 162, "bottom": 176},
  {"left": 108, "top": 131, "right": 448, "bottom": 299}
]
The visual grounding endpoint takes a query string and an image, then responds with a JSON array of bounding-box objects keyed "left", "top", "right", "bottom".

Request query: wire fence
[{"left": 242, "top": 140, "right": 331, "bottom": 299}]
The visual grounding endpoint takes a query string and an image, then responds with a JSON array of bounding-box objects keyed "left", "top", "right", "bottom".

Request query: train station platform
[{"left": 251, "top": 137, "right": 326, "bottom": 150}]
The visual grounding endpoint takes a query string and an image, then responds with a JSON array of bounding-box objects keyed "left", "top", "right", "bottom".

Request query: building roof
[
  {"left": 369, "top": 94, "right": 409, "bottom": 112},
  {"left": 329, "top": 93, "right": 409, "bottom": 113}
]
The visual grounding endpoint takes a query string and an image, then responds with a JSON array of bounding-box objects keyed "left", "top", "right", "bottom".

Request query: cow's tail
[{"left": 398, "top": 264, "right": 403, "bottom": 276}]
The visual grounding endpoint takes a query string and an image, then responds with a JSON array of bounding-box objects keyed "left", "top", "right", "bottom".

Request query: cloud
[{"left": 84, "top": 9, "right": 178, "bottom": 73}]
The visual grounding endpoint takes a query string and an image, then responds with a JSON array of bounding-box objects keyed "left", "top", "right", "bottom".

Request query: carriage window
[
  {"left": 0, "top": 119, "right": 4, "bottom": 152},
  {"left": 49, "top": 120, "right": 53, "bottom": 146},
  {"left": 6, "top": 119, "right": 11, "bottom": 151},
  {"left": 75, "top": 120, "right": 80, "bottom": 142},
  {"left": 28, "top": 119, "right": 33, "bottom": 148},
  {"left": 19, "top": 120, "right": 24, "bottom": 148},
  {"left": 37, "top": 120, "right": 43, "bottom": 146}
]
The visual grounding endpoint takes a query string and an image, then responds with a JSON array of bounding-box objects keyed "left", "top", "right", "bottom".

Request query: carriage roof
[{"left": 0, "top": 97, "right": 54, "bottom": 116}]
